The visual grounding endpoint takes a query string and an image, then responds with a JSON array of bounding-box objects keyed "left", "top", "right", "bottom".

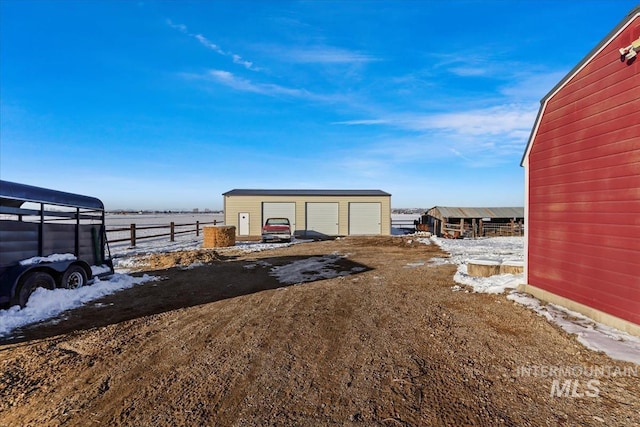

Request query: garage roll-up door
[
  {"left": 349, "top": 202, "right": 381, "bottom": 235},
  {"left": 306, "top": 202, "right": 339, "bottom": 236},
  {"left": 262, "top": 202, "right": 296, "bottom": 231}
]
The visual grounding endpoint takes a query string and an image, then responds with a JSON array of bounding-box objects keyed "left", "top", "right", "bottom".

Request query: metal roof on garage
[
  {"left": 223, "top": 189, "right": 391, "bottom": 197},
  {"left": 427, "top": 206, "right": 524, "bottom": 219}
]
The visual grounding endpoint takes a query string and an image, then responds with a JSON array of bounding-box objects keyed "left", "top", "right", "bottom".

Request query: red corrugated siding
[{"left": 528, "top": 16, "right": 640, "bottom": 325}]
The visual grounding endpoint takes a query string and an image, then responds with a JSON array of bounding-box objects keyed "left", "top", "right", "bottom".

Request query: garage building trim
[{"left": 223, "top": 189, "right": 391, "bottom": 238}]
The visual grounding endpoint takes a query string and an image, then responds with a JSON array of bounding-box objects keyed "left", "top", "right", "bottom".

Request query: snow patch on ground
[
  {"left": 270, "top": 253, "right": 355, "bottom": 285},
  {"left": 508, "top": 292, "right": 640, "bottom": 365},
  {"left": 0, "top": 273, "right": 158, "bottom": 338},
  {"left": 422, "top": 235, "right": 639, "bottom": 364},
  {"left": 431, "top": 235, "right": 524, "bottom": 266},
  {"left": 91, "top": 264, "right": 114, "bottom": 275},
  {"left": 1, "top": 233, "right": 313, "bottom": 338},
  {"left": 232, "top": 238, "right": 311, "bottom": 253},
  {"left": 179, "top": 262, "right": 205, "bottom": 271},
  {"left": 454, "top": 268, "right": 523, "bottom": 294},
  {"left": 4, "top": 230, "right": 638, "bottom": 365}
]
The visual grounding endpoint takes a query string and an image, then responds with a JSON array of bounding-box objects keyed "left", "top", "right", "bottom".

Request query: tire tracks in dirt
[{"left": 1, "top": 236, "right": 639, "bottom": 426}]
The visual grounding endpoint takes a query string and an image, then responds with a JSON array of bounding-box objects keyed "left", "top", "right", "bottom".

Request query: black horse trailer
[{"left": 0, "top": 180, "right": 114, "bottom": 308}]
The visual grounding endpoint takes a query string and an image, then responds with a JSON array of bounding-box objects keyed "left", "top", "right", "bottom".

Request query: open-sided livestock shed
[
  {"left": 422, "top": 206, "right": 524, "bottom": 238},
  {"left": 223, "top": 189, "right": 391, "bottom": 239},
  {"left": 520, "top": 7, "right": 640, "bottom": 335}
]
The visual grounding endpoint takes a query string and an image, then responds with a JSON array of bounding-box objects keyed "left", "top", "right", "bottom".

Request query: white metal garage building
[{"left": 223, "top": 189, "right": 391, "bottom": 239}]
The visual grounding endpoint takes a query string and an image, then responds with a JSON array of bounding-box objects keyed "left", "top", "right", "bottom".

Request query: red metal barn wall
[{"left": 526, "top": 15, "right": 640, "bottom": 325}]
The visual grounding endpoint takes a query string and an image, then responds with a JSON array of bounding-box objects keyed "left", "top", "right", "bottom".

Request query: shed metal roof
[
  {"left": 223, "top": 189, "right": 391, "bottom": 197},
  {"left": 427, "top": 206, "right": 524, "bottom": 219},
  {"left": 0, "top": 180, "right": 105, "bottom": 210}
]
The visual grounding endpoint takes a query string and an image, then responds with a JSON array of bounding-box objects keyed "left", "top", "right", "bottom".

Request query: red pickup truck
[{"left": 261, "top": 218, "right": 292, "bottom": 243}]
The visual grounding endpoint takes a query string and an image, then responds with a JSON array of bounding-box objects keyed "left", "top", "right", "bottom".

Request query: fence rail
[
  {"left": 107, "top": 220, "right": 222, "bottom": 247},
  {"left": 443, "top": 220, "right": 524, "bottom": 238},
  {"left": 480, "top": 222, "right": 524, "bottom": 237}
]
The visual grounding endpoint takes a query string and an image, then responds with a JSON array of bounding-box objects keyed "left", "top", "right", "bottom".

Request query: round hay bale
[
  {"left": 203, "top": 226, "right": 236, "bottom": 248},
  {"left": 467, "top": 258, "right": 501, "bottom": 277},
  {"left": 500, "top": 260, "right": 524, "bottom": 275}
]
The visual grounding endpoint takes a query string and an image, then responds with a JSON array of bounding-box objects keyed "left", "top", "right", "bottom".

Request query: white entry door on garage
[
  {"left": 349, "top": 202, "right": 381, "bottom": 235},
  {"left": 238, "top": 212, "right": 250, "bottom": 236},
  {"left": 262, "top": 202, "right": 296, "bottom": 232},
  {"left": 306, "top": 202, "right": 339, "bottom": 237}
]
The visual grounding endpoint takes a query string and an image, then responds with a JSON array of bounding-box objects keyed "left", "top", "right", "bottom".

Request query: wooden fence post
[
  {"left": 130, "top": 224, "right": 136, "bottom": 247},
  {"left": 196, "top": 221, "right": 200, "bottom": 237},
  {"left": 170, "top": 222, "right": 175, "bottom": 242}
]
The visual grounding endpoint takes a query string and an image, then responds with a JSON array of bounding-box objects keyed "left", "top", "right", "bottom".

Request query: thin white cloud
[
  {"left": 431, "top": 51, "right": 497, "bottom": 76},
  {"left": 499, "top": 70, "right": 567, "bottom": 100},
  {"left": 430, "top": 50, "right": 561, "bottom": 105},
  {"left": 207, "top": 69, "right": 239, "bottom": 84},
  {"left": 434, "top": 51, "right": 567, "bottom": 103},
  {"left": 450, "top": 147, "right": 473, "bottom": 162},
  {"left": 183, "top": 69, "right": 328, "bottom": 100},
  {"left": 331, "top": 119, "right": 389, "bottom": 126},
  {"left": 232, "top": 54, "right": 254, "bottom": 69},
  {"left": 448, "top": 66, "right": 488, "bottom": 77},
  {"left": 254, "top": 43, "right": 378, "bottom": 65},
  {"left": 332, "top": 103, "right": 537, "bottom": 168},
  {"left": 181, "top": 68, "right": 354, "bottom": 105},
  {"left": 333, "top": 104, "right": 537, "bottom": 136},
  {"left": 399, "top": 105, "right": 538, "bottom": 136},
  {"left": 285, "top": 46, "right": 379, "bottom": 64},
  {"left": 167, "top": 19, "right": 259, "bottom": 71},
  {"left": 207, "top": 70, "right": 304, "bottom": 97},
  {"left": 194, "top": 34, "right": 224, "bottom": 53},
  {"left": 166, "top": 19, "right": 187, "bottom": 33}
]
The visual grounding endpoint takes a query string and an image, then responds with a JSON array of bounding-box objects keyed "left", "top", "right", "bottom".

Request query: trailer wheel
[
  {"left": 60, "top": 265, "right": 88, "bottom": 289},
  {"left": 14, "top": 271, "right": 56, "bottom": 308}
]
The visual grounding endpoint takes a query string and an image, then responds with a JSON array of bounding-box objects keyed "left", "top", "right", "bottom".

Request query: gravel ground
[{"left": 1, "top": 236, "right": 638, "bottom": 426}]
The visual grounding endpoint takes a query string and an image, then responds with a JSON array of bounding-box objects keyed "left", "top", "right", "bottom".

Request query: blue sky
[{"left": 1, "top": 1, "right": 637, "bottom": 210}]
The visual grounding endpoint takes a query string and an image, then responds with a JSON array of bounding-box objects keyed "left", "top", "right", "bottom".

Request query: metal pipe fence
[{"left": 443, "top": 220, "right": 524, "bottom": 238}]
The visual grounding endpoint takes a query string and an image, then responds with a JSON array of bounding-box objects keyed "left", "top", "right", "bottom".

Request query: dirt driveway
[{"left": 1, "top": 236, "right": 638, "bottom": 426}]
